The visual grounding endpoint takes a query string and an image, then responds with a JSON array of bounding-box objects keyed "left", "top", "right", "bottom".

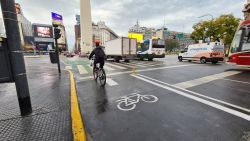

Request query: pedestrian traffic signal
[{"left": 54, "top": 27, "right": 61, "bottom": 40}]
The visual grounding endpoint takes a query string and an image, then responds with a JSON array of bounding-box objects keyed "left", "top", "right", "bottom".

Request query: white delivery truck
[
  {"left": 178, "top": 42, "right": 225, "bottom": 64},
  {"left": 104, "top": 37, "right": 137, "bottom": 62}
]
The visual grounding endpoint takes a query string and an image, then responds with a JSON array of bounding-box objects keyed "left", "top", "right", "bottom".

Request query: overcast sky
[{"left": 15, "top": 0, "right": 246, "bottom": 50}]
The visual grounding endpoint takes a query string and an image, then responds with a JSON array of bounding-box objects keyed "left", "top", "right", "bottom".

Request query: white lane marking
[
  {"left": 106, "top": 63, "right": 127, "bottom": 70},
  {"left": 77, "top": 65, "right": 88, "bottom": 74},
  {"left": 131, "top": 74, "right": 250, "bottom": 121},
  {"left": 173, "top": 71, "right": 241, "bottom": 89},
  {"left": 222, "top": 78, "right": 250, "bottom": 85},
  {"left": 65, "top": 66, "right": 72, "bottom": 70},
  {"left": 77, "top": 64, "right": 196, "bottom": 81},
  {"left": 136, "top": 74, "right": 250, "bottom": 113},
  {"left": 104, "top": 65, "right": 116, "bottom": 71},
  {"left": 106, "top": 78, "right": 118, "bottom": 86}
]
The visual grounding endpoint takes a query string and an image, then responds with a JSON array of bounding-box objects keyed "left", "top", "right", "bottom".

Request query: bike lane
[{"left": 76, "top": 72, "right": 250, "bottom": 141}]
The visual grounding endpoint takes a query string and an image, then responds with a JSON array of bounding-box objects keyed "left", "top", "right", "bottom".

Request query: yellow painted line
[{"left": 68, "top": 70, "right": 87, "bottom": 141}]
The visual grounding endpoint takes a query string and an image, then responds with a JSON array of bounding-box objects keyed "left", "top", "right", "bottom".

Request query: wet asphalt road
[{"left": 65, "top": 55, "right": 250, "bottom": 141}]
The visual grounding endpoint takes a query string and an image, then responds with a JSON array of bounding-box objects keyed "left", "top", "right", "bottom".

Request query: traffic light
[{"left": 54, "top": 27, "right": 61, "bottom": 40}]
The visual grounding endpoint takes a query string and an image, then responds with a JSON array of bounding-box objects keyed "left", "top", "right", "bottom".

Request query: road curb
[
  {"left": 24, "top": 55, "right": 41, "bottom": 58},
  {"left": 68, "top": 70, "right": 87, "bottom": 141}
]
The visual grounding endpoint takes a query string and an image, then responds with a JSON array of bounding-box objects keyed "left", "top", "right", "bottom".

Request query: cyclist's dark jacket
[{"left": 88, "top": 46, "right": 106, "bottom": 60}]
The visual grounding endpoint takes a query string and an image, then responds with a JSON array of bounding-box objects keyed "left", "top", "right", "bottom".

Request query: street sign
[
  {"left": 51, "top": 12, "right": 63, "bottom": 26},
  {"left": 177, "top": 33, "right": 184, "bottom": 39},
  {"left": 0, "top": 38, "right": 13, "bottom": 83}
]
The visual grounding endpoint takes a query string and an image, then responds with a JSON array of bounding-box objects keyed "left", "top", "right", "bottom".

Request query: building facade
[
  {"left": 128, "top": 21, "right": 194, "bottom": 50},
  {"left": 243, "top": 0, "right": 250, "bottom": 20},
  {"left": 74, "top": 16, "right": 119, "bottom": 52},
  {"left": 128, "top": 21, "right": 156, "bottom": 40},
  {"left": 15, "top": 3, "right": 34, "bottom": 50},
  {"left": 93, "top": 21, "right": 119, "bottom": 45}
]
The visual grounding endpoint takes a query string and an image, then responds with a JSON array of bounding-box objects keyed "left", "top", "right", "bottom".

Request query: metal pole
[
  {"left": 1, "top": 0, "right": 32, "bottom": 116},
  {"left": 55, "top": 39, "right": 61, "bottom": 74}
]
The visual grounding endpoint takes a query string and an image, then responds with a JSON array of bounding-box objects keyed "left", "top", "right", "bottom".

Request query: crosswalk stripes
[
  {"left": 106, "top": 78, "right": 119, "bottom": 86},
  {"left": 125, "top": 61, "right": 163, "bottom": 68},
  {"left": 127, "top": 62, "right": 149, "bottom": 67},
  {"left": 77, "top": 65, "right": 88, "bottom": 75},
  {"left": 106, "top": 63, "right": 127, "bottom": 70},
  {"left": 72, "top": 61, "right": 166, "bottom": 75},
  {"left": 114, "top": 62, "right": 134, "bottom": 69},
  {"left": 65, "top": 66, "right": 72, "bottom": 70},
  {"left": 104, "top": 65, "right": 116, "bottom": 71}
]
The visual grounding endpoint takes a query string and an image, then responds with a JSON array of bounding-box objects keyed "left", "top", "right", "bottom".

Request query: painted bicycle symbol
[{"left": 116, "top": 93, "right": 158, "bottom": 111}]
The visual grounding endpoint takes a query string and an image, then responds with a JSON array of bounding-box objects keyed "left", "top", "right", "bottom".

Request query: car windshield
[{"left": 230, "top": 29, "right": 242, "bottom": 53}]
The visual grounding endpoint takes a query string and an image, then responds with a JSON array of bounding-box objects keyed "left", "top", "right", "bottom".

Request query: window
[{"left": 230, "top": 29, "right": 242, "bottom": 53}]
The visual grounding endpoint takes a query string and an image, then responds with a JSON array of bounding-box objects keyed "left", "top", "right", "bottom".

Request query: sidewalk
[{"left": 0, "top": 56, "right": 73, "bottom": 140}]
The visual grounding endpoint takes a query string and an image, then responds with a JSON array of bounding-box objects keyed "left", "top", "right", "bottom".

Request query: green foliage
[
  {"left": 191, "top": 14, "right": 241, "bottom": 46},
  {"left": 165, "top": 39, "right": 179, "bottom": 51}
]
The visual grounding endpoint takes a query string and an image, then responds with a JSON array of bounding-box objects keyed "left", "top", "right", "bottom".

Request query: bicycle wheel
[
  {"left": 93, "top": 69, "right": 98, "bottom": 81},
  {"left": 117, "top": 101, "right": 136, "bottom": 111},
  {"left": 99, "top": 69, "right": 106, "bottom": 86},
  {"left": 141, "top": 95, "right": 158, "bottom": 103}
]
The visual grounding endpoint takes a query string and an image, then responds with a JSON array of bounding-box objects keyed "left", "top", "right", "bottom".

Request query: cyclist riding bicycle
[{"left": 88, "top": 41, "right": 106, "bottom": 70}]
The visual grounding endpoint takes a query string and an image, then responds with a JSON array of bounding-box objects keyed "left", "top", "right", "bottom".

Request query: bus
[
  {"left": 227, "top": 19, "right": 250, "bottom": 66},
  {"left": 137, "top": 39, "right": 165, "bottom": 61}
]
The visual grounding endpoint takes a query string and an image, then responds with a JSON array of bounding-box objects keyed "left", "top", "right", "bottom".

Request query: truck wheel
[
  {"left": 200, "top": 57, "right": 206, "bottom": 64},
  {"left": 188, "top": 60, "right": 192, "bottom": 62},
  {"left": 139, "top": 57, "right": 144, "bottom": 61},
  {"left": 178, "top": 56, "right": 183, "bottom": 62},
  {"left": 212, "top": 61, "right": 218, "bottom": 64},
  {"left": 148, "top": 58, "right": 153, "bottom": 61},
  {"left": 124, "top": 59, "right": 130, "bottom": 63},
  {"left": 114, "top": 57, "right": 120, "bottom": 62}
]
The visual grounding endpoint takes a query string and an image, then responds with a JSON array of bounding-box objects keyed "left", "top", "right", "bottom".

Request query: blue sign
[
  {"left": 51, "top": 12, "right": 63, "bottom": 21},
  {"left": 76, "top": 15, "right": 80, "bottom": 24}
]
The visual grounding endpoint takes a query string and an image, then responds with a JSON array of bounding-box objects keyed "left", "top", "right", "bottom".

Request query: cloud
[{"left": 15, "top": 0, "right": 244, "bottom": 50}]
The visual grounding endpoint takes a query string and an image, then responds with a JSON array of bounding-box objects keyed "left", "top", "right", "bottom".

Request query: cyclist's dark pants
[{"left": 94, "top": 58, "right": 104, "bottom": 69}]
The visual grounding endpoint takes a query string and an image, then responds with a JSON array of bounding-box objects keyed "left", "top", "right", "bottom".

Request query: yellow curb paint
[{"left": 68, "top": 70, "right": 87, "bottom": 141}]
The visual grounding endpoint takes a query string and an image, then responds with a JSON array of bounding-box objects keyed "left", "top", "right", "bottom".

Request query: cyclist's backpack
[{"left": 95, "top": 46, "right": 106, "bottom": 59}]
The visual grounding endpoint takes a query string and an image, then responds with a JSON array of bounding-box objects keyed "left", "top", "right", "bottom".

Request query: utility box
[
  {"left": 49, "top": 49, "right": 58, "bottom": 64},
  {"left": 0, "top": 38, "right": 13, "bottom": 83}
]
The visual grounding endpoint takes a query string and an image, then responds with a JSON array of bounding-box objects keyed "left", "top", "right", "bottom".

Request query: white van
[{"left": 178, "top": 42, "right": 224, "bottom": 64}]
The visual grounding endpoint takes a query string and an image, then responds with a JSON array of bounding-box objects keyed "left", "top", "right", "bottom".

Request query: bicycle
[
  {"left": 90, "top": 59, "right": 106, "bottom": 87},
  {"left": 116, "top": 93, "right": 158, "bottom": 111}
]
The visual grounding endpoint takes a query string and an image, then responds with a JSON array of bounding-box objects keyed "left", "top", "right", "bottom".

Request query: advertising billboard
[
  {"left": 34, "top": 25, "right": 53, "bottom": 38},
  {"left": 128, "top": 33, "right": 143, "bottom": 41},
  {"left": 57, "top": 25, "right": 66, "bottom": 45}
]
